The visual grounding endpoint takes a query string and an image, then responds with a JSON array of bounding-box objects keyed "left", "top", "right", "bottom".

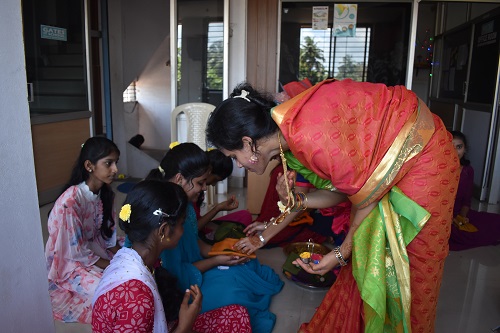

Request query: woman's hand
[
  {"left": 292, "top": 250, "right": 339, "bottom": 275},
  {"left": 276, "top": 171, "right": 296, "bottom": 203},
  {"left": 214, "top": 254, "right": 249, "bottom": 266},
  {"left": 177, "top": 285, "right": 202, "bottom": 333},
  {"left": 243, "top": 221, "right": 266, "bottom": 236},
  {"left": 217, "top": 195, "right": 239, "bottom": 212},
  {"left": 233, "top": 235, "right": 264, "bottom": 254}
]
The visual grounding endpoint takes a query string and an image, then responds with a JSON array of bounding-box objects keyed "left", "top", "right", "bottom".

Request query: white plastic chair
[
  {"left": 171, "top": 102, "right": 216, "bottom": 207},
  {"left": 171, "top": 102, "right": 215, "bottom": 151}
]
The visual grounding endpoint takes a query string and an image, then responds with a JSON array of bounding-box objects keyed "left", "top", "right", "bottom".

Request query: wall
[
  {"left": 0, "top": 0, "right": 55, "bottom": 331},
  {"left": 136, "top": 36, "right": 171, "bottom": 150},
  {"left": 229, "top": 0, "right": 247, "bottom": 180},
  {"left": 108, "top": 0, "right": 171, "bottom": 177}
]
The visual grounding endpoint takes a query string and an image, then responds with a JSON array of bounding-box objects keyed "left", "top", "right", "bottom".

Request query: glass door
[
  {"left": 22, "top": 0, "right": 89, "bottom": 115},
  {"left": 172, "top": 0, "right": 226, "bottom": 107}
]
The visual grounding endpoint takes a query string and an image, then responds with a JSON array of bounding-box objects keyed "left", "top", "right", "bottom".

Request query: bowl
[
  {"left": 282, "top": 242, "right": 336, "bottom": 289},
  {"left": 283, "top": 242, "right": 332, "bottom": 257}
]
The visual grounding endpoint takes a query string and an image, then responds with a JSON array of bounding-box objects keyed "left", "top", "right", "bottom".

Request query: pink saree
[{"left": 272, "top": 79, "right": 460, "bottom": 333}]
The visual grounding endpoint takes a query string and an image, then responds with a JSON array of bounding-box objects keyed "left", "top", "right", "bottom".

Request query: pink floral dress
[{"left": 45, "top": 182, "right": 116, "bottom": 323}]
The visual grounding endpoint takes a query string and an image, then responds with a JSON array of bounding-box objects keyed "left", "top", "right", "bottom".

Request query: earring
[
  {"left": 166, "top": 237, "right": 170, "bottom": 242},
  {"left": 88, "top": 169, "right": 92, "bottom": 173},
  {"left": 160, "top": 234, "right": 165, "bottom": 242},
  {"left": 249, "top": 154, "right": 259, "bottom": 164}
]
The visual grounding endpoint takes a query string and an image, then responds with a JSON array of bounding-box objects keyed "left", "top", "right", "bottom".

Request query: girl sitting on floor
[{"left": 45, "top": 136, "right": 120, "bottom": 323}]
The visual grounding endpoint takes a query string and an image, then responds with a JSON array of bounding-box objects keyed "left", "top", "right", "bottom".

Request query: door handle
[{"left": 27, "top": 82, "right": 34, "bottom": 102}]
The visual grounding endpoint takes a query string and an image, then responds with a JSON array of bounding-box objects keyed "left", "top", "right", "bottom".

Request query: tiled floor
[{"left": 40, "top": 181, "right": 500, "bottom": 333}]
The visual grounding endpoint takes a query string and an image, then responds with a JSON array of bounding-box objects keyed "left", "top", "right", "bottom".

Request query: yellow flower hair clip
[
  {"left": 169, "top": 141, "right": 180, "bottom": 149},
  {"left": 119, "top": 204, "right": 132, "bottom": 223}
]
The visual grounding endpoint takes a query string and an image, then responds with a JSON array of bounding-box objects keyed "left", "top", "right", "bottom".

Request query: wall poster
[{"left": 333, "top": 4, "right": 357, "bottom": 37}]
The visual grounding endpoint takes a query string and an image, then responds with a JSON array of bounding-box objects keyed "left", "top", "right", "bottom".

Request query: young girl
[
  {"left": 147, "top": 142, "right": 283, "bottom": 333},
  {"left": 196, "top": 148, "right": 253, "bottom": 231},
  {"left": 45, "top": 136, "right": 120, "bottom": 323},
  {"left": 92, "top": 180, "right": 202, "bottom": 332},
  {"left": 450, "top": 130, "right": 500, "bottom": 250}
]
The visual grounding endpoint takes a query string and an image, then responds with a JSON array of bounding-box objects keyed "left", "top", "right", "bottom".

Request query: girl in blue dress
[{"left": 146, "top": 142, "right": 283, "bottom": 333}]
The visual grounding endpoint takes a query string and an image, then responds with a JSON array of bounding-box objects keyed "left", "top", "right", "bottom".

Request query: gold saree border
[
  {"left": 380, "top": 195, "right": 412, "bottom": 332},
  {"left": 349, "top": 100, "right": 435, "bottom": 209}
]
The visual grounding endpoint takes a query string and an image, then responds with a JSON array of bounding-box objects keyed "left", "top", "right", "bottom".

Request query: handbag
[{"left": 453, "top": 215, "right": 478, "bottom": 232}]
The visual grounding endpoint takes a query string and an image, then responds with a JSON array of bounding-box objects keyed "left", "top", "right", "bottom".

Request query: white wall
[
  {"left": 137, "top": 36, "right": 172, "bottom": 150},
  {"left": 0, "top": 1, "right": 55, "bottom": 332},
  {"left": 228, "top": 0, "right": 247, "bottom": 179},
  {"left": 121, "top": 0, "right": 171, "bottom": 92},
  {"left": 108, "top": 0, "right": 171, "bottom": 177},
  {"left": 411, "top": 3, "right": 435, "bottom": 103}
]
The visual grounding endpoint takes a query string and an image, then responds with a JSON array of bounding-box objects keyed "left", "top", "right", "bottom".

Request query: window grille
[
  {"left": 299, "top": 27, "right": 371, "bottom": 82},
  {"left": 206, "top": 22, "right": 223, "bottom": 90},
  {"left": 123, "top": 81, "right": 137, "bottom": 103}
]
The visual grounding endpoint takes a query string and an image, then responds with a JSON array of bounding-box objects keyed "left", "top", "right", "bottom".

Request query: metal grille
[{"left": 300, "top": 27, "right": 371, "bottom": 81}]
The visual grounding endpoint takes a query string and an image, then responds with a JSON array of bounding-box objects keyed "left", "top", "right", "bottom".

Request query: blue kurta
[{"left": 160, "top": 203, "right": 283, "bottom": 333}]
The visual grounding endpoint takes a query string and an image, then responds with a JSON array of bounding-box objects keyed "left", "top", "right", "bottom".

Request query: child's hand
[
  {"left": 233, "top": 235, "right": 264, "bottom": 254},
  {"left": 218, "top": 195, "right": 239, "bottom": 212},
  {"left": 215, "top": 254, "right": 249, "bottom": 266},
  {"left": 177, "top": 285, "right": 202, "bottom": 333}
]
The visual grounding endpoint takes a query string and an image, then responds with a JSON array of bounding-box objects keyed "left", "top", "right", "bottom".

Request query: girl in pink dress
[{"left": 45, "top": 136, "right": 120, "bottom": 323}]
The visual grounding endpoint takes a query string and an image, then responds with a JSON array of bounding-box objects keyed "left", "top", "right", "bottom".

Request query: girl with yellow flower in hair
[
  {"left": 45, "top": 137, "right": 121, "bottom": 324},
  {"left": 146, "top": 142, "right": 283, "bottom": 333}
]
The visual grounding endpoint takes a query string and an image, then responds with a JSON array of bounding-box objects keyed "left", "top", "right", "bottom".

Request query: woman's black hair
[
  {"left": 64, "top": 136, "right": 120, "bottom": 239},
  {"left": 207, "top": 149, "right": 233, "bottom": 180},
  {"left": 451, "top": 130, "right": 471, "bottom": 166},
  {"left": 155, "top": 266, "right": 184, "bottom": 321},
  {"left": 206, "top": 82, "right": 278, "bottom": 151},
  {"left": 119, "top": 180, "right": 187, "bottom": 243},
  {"left": 146, "top": 142, "right": 210, "bottom": 192}
]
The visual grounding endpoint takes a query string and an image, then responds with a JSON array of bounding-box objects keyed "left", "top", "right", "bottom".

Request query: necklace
[
  {"left": 141, "top": 259, "right": 154, "bottom": 275},
  {"left": 271, "top": 132, "right": 295, "bottom": 225}
]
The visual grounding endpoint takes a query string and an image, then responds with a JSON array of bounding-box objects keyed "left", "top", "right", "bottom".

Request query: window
[
  {"left": 123, "top": 81, "right": 137, "bottom": 103},
  {"left": 299, "top": 27, "right": 371, "bottom": 82},
  {"left": 280, "top": 3, "right": 411, "bottom": 86},
  {"left": 206, "top": 22, "right": 223, "bottom": 90}
]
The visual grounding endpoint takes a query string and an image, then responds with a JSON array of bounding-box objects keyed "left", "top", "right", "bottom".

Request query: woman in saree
[{"left": 205, "top": 79, "right": 460, "bottom": 333}]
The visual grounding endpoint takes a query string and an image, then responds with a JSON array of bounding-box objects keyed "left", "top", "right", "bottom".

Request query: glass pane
[
  {"left": 177, "top": 0, "right": 224, "bottom": 106},
  {"left": 438, "top": 27, "right": 471, "bottom": 100},
  {"left": 22, "top": 0, "right": 88, "bottom": 115},
  {"left": 298, "top": 27, "right": 371, "bottom": 83},
  {"left": 280, "top": 2, "right": 411, "bottom": 87}
]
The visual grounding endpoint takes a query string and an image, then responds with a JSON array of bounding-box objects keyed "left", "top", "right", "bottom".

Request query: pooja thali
[{"left": 282, "top": 242, "right": 337, "bottom": 289}]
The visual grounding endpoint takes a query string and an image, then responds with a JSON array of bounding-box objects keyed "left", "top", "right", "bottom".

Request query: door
[{"left": 23, "top": 0, "right": 89, "bottom": 115}]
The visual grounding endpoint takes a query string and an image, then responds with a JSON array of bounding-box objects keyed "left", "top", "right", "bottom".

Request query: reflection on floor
[{"left": 40, "top": 182, "right": 500, "bottom": 333}]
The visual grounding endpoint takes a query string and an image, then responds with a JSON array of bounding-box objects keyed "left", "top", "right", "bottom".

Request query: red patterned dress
[
  {"left": 92, "top": 279, "right": 252, "bottom": 333},
  {"left": 92, "top": 247, "right": 252, "bottom": 333}
]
